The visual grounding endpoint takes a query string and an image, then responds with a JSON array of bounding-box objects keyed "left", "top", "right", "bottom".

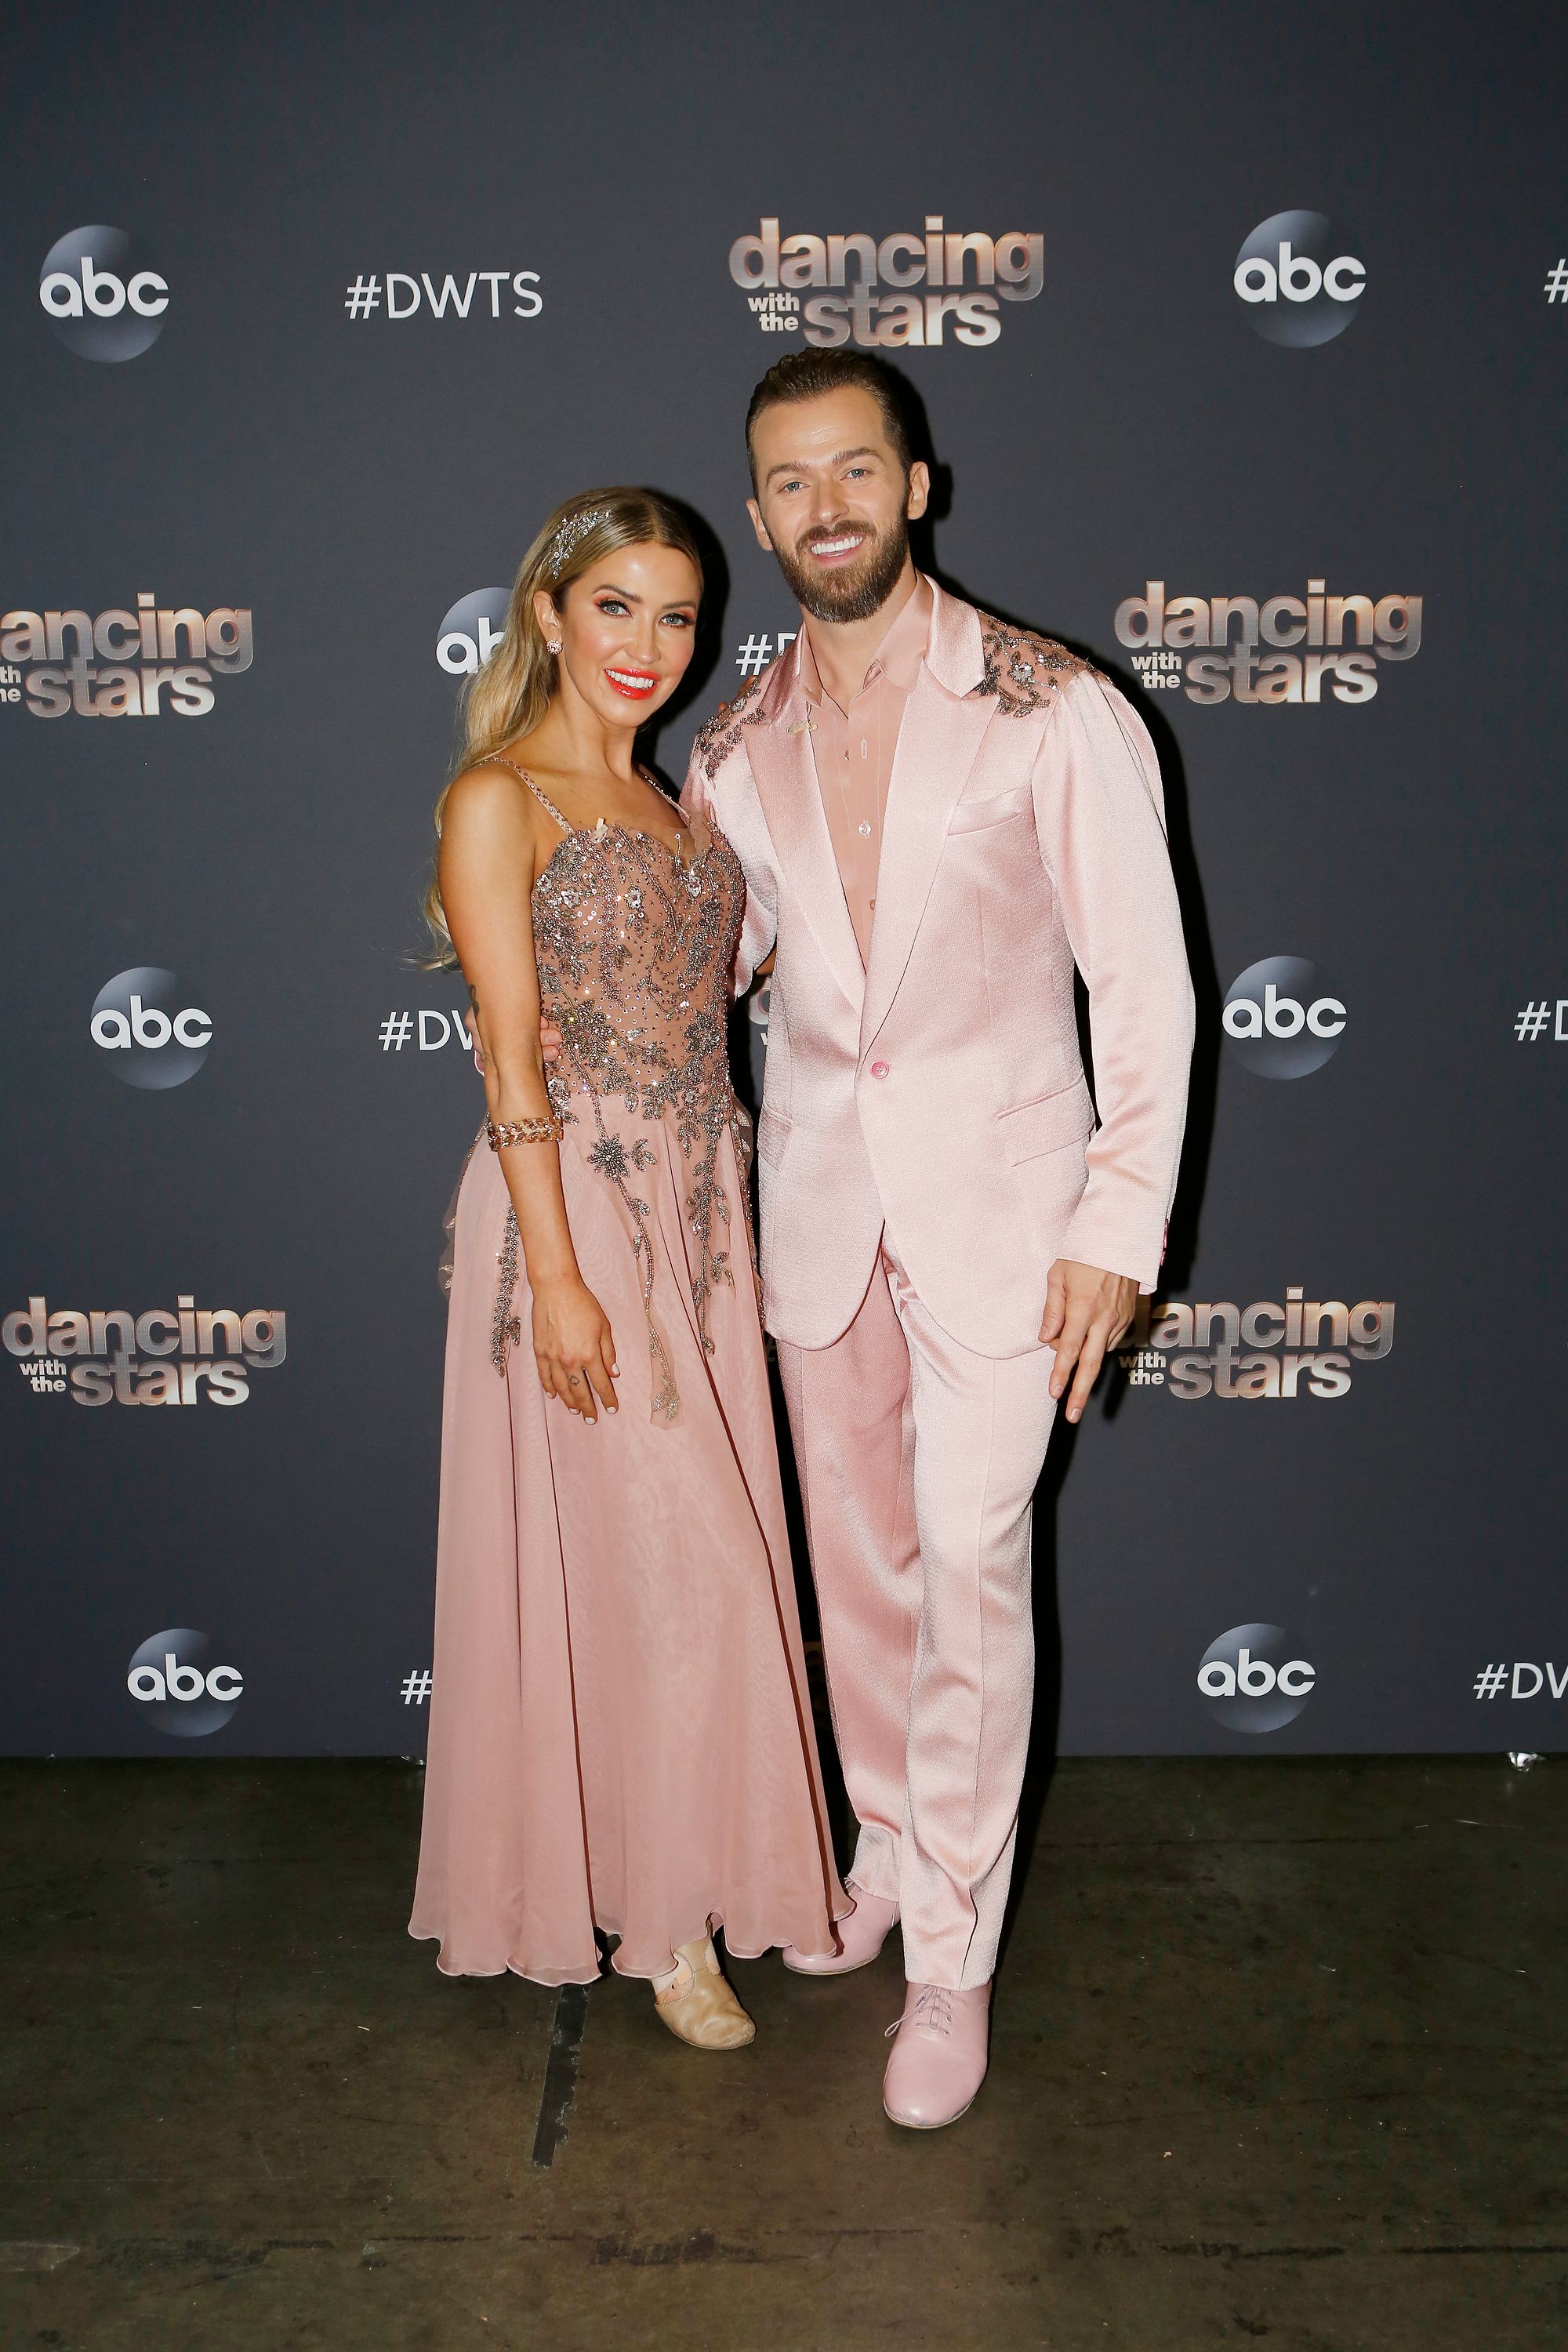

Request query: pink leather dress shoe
[
  {"left": 782, "top": 1888, "right": 899, "bottom": 1976},
  {"left": 882, "top": 1980, "right": 992, "bottom": 2128}
]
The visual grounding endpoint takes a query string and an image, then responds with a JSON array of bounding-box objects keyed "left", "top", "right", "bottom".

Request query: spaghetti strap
[{"left": 485, "top": 756, "right": 572, "bottom": 833}]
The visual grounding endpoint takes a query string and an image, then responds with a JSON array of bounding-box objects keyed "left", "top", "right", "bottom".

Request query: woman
[{"left": 408, "top": 488, "right": 844, "bottom": 2048}]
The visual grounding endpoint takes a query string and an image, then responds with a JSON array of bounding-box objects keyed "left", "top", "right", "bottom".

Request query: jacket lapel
[
  {"left": 746, "top": 648, "right": 866, "bottom": 1013},
  {"left": 861, "top": 588, "right": 996, "bottom": 1050}
]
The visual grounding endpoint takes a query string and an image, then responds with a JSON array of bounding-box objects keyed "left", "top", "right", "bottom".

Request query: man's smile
[{"left": 804, "top": 529, "right": 869, "bottom": 564}]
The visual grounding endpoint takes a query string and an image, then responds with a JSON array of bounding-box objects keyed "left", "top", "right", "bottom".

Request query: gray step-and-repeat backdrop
[{"left": 5, "top": 3, "right": 1563, "bottom": 1759}]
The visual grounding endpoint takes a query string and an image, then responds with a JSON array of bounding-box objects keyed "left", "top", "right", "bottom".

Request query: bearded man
[{"left": 681, "top": 349, "right": 1194, "bottom": 2128}]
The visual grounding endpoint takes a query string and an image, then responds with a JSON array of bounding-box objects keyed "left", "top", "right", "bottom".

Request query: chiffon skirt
[{"left": 408, "top": 1119, "right": 845, "bottom": 1984}]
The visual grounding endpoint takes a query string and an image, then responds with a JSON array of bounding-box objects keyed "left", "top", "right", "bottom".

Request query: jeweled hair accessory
[{"left": 546, "top": 506, "right": 611, "bottom": 582}]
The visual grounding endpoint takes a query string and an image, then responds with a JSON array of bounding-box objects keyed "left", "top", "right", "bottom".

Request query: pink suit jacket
[{"left": 682, "top": 580, "right": 1194, "bottom": 1360}]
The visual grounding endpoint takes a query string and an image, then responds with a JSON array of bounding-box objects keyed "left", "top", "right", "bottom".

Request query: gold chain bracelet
[{"left": 486, "top": 1112, "right": 563, "bottom": 1151}]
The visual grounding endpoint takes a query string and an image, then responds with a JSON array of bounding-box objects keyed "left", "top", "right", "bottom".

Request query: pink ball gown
[{"left": 409, "top": 764, "right": 845, "bottom": 1984}]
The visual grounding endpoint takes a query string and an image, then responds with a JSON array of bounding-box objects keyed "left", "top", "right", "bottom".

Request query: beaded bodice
[
  {"left": 532, "top": 816, "right": 745, "bottom": 1129},
  {"left": 485, "top": 762, "right": 752, "bottom": 1420}
]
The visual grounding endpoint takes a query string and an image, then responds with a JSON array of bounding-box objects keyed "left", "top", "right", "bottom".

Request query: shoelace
[{"left": 885, "top": 1984, "right": 954, "bottom": 2041}]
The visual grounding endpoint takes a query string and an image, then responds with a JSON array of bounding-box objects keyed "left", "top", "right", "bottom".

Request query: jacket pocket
[
  {"left": 946, "top": 782, "right": 1031, "bottom": 836},
  {"left": 757, "top": 1106, "right": 792, "bottom": 1170},
  {"left": 996, "top": 1078, "right": 1094, "bottom": 1166}
]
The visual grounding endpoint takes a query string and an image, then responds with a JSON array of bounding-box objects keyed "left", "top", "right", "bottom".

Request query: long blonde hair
[{"left": 422, "top": 485, "right": 704, "bottom": 969}]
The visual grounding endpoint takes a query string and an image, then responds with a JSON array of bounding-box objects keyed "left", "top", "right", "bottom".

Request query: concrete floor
[{"left": 2, "top": 1755, "right": 1563, "bottom": 2351}]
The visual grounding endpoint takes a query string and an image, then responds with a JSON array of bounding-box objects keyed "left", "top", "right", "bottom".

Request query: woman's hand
[{"left": 532, "top": 1275, "right": 619, "bottom": 1421}]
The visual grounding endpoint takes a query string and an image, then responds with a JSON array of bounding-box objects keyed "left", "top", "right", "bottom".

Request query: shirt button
[
  {"left": 858, "top": 819, "right": 872, "bottom": 837},
  {"left": 870, "top": 1060, "right": 890, "bottom": 1080}
]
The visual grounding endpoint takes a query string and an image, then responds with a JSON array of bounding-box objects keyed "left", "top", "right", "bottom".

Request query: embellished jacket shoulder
[
  {"left": 970, "top": 612, "right": 1101, "bottom": 718},
  {"left": 692, "top": 666, "right": 773, "bottom": 782}
]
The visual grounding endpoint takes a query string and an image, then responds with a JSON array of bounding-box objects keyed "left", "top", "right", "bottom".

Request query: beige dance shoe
[{"left": 652, "top": 1935, "right": 757, "bottom": 2051}]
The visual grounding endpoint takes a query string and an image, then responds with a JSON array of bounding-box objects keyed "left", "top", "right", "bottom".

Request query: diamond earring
[{"left": 546, "top": 638, "right": 562, "bottom": 656}]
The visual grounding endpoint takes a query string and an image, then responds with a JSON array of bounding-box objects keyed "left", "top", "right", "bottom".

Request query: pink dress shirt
[{"left": 799, "top": 576, "right": 933, "bottom": 967}]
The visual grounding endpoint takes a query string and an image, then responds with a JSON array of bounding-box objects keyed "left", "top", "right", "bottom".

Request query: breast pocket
[{"left": 946, "top": 783, "right": 1032, "bottom": 837}]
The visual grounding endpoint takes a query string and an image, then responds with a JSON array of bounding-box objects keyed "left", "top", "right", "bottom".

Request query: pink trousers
[{"left": 775, "top": 1242, "right": 1058, "bottom": 1990}]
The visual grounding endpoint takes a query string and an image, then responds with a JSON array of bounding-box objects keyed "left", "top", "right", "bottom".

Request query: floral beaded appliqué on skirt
[{"left": 491, "top": 1208, "right": 523, "bottom": 1379}]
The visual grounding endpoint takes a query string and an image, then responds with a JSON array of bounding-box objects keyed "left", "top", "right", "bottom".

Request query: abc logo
[
  {"left": 126, "top": 1628, "right": 243, "bottom": 1737},
  {"left": 39, "top": 227, "right": 169, "bottom": 362},
  {"left": 1222, "top": 956, "right": 1345, "bottom": 1080},
  {"left": 90, "top": 967, "right": 212, "bottom": 1089},
  {"left": 437, "top": 588, "right": 510, "bottom": 676},
  {"left": 1197, "top": 1623, "right": 1316, "bottom": 1733},
  {"left": 1233, "top": 210, "right": 1364, "bottom": 347}
]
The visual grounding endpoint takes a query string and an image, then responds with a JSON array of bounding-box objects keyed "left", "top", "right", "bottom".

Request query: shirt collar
[{"left": 798, "top": 573, "right": 933, "bottom": 708}]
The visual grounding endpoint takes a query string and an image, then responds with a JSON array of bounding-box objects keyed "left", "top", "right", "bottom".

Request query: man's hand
[
  {"left": 1040, "top": 1259, "right": 1138, "bottom": 1424},
  {"left": 463, "top": 1004, "right": 556, "bottom": 1081}
]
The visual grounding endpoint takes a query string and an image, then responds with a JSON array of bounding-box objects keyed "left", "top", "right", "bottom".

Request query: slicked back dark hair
[{"left": 745, "top": 349, "right": 913, "bottom": 488}]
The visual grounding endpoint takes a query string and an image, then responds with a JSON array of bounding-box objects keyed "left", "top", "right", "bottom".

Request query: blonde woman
[{"left": 408, "top": 488, "right": 844, "bottom": 2046}]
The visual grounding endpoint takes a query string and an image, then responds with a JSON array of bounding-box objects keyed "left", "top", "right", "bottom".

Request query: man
[{"left": 686, "top": 349, "right": 1193, "bottom": 2128}]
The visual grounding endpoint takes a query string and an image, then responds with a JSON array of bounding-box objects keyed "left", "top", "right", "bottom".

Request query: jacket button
[{"left": 870, "top": 1060, "right": 890, "bottom": 1079}]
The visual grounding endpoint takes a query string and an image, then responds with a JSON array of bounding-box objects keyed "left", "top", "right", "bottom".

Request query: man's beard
[{"left": 773, "top": 514, "right": 911, "bottom": 625}]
